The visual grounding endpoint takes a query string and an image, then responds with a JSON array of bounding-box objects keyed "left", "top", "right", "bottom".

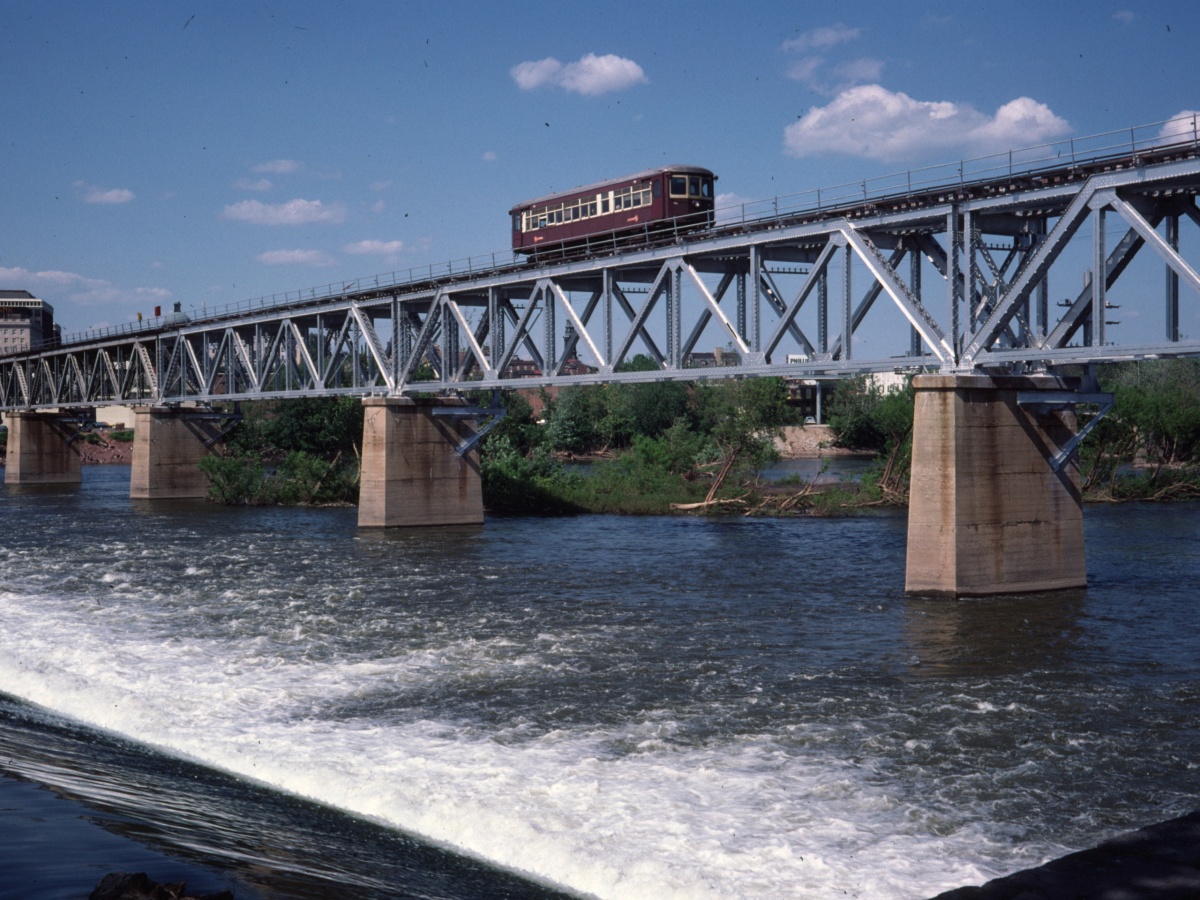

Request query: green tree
[
  {"left": 690, "top": 377, "right": 790, "bottom": 502},
  {"left": 825, "top": 377, "right": 914, "bottom": 496},
  {"left": 826, "top": 378, "right": 913, "bottom": 449},
  {"left": 1081, "top": 360, "right": 1200, "bottom": 497},
  {"left": 543, "top": 385, "right": 605, "bottom": 454},
  {"left": 267, "top": 396, "right": 364, "bottom": 456}
]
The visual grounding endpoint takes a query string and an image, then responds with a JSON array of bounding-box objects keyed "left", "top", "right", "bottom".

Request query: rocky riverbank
[
  {"left": 774, "top": 424, "right": 866, "bottom": 459},
  {"left": 78, "top": 432, "right": 134, "bottom": 465},
  {"left": 0, "top": 428, "right": 132, "bottom": 466}
]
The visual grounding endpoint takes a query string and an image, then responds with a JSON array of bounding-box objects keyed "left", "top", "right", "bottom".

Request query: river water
[{"left": 0, "top": 466, "right": 1197, "bottom": 899}]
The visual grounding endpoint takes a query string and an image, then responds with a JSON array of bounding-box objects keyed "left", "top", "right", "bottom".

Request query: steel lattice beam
[{"left": 5, "top": 143, "right": 1200, "bottom": 412}]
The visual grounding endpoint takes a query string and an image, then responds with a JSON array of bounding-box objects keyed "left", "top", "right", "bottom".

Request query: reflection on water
[
  {"left": 903, "top": 591, "right": 1087, "bottom": 677},
  {"left": 760, "top": 456, "right": 876, "bottom": 483}
]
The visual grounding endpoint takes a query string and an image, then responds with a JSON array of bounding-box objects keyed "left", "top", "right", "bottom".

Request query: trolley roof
[{"left": 509, "top": 165, "right": 715, "bottom": 213}]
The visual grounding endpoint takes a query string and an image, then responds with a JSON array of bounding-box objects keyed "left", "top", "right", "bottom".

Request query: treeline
[
  {"left": 479, "top": 356, "right": 804, "bottom": 514},
  {"left": 1083, "top": 359, "right": 1200, "bottom": 500},
  {"left": 198, "top": 397, "right": 363, "bottom": 505},
  {"left": 194, "top": 359, "right": 1200, "bottom": 512},
  {"left": 198, "top": 356, "right": 815, "bottom": 513},
  {"left": 815, "top": 360, "right": 1200, "bottom": 504}
]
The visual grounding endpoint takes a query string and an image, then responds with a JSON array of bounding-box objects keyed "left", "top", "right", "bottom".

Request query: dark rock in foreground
[
  {"left": 931, "top": 811, "right": 1200, "bottom": 899},
  {"left": 90, "top": 871, "right": 234, "bottom": 900}
]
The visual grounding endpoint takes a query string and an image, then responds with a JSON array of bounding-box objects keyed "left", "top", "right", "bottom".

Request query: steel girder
[{"left": 4, "top": 151, "right": 1200, "bottom": 412}]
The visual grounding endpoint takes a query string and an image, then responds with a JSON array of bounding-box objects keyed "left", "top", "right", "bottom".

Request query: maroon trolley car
[{"left": 510, "top": 165, "right": 716, "bottom": 256}]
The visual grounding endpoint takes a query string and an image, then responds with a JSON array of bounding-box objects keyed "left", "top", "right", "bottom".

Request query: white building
[{"left": 0, "top": 290, "right": 58, "bottom": 353}]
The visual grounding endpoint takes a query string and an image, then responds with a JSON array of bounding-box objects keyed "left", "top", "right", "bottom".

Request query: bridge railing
[
  {"left": 717, "top": 114, "right": 1200, "bottom": 230},
  {"left": 35, "top": 251, "right": 532, "bottom": 352},
  {"left": 18, "top": 115, "right": 1200, "bottom": 357}
]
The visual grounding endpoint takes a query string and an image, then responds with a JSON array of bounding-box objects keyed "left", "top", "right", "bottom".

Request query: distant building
[
  {"left": 0, "top": 290, "right": 58, "bottom": 353},
  {"left": 685, "top": 348, "right": 740, "bottom": 368},
  {"left": 558, "top": 357, "right": 595, "bottom": 377},
  {"left": 503, "top": 358, "right": 541, "bottom": 378},
  {"left": 867, "top": 372, "right": 909, "bottom": 395}
]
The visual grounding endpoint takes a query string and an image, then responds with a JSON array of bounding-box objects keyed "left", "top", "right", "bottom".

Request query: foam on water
[
  {"left": 0, "top": 576, "right": 1038, "bottom": 898},
  {"left": 1, "top": 486, "right": 1197, "bottom": 899}
]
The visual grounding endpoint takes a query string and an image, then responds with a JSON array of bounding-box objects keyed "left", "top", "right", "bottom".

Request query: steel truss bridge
[{"left": 3, "top": 124, "right": 1200, "bottom": 414}]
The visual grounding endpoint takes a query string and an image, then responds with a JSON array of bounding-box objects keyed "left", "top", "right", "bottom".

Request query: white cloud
[
  {"left": 784, "top": 85, "right": 1070, "bottom": 162},
  {"left": 0, "top": 266, "right": 170, "bottom": 323},
  {"left": 511, "top": 52, "right": 647, "bottom": 95},
  {"left": 0, "top": 266, "right": 114, "bottom": 307},
  {"left": 236, "top": 177, "right": 273, "bottom": 191},
  {"left": 1159, "top": 110, "right": 1200, "bottom": 143},
  {"left": 1113, "top": 10, "right": 1135, "bottom": 24},
  {"left": 344, "top": 239, "right": 405, "bottom": 256},
  {"left": 512, "top": 57, "right": 564, "bottom": 90},
  {"left": 783, "top": 24, "right": 880, "bottom": 94},
  {"left": 834, "top": 57, "right": 884, "bottom": 84},
  {"left": 83, "top": 186, "right": 135, "bottom": 205},
  {"left": 254, "top": 159, "right": 302, "bottom": 174},
  {"left": 714, "top": 192, "right": 758, "bottom": 225},
  {"left": 482, "top": 150, "right": 497, "bottom": 161},
  {"left": 786, "top": 56, "right": 825, "bottom": 83},
  {"left": 257, "top": 249, "right": 336, "bottom": 266},
  {"left": 782, "top": 24, "right": 860, "bottom": 54},
  {"left": 223, "top": 198, "right": 347, "bottom": 225},
  {"left": 792, "top": 54, "right": 886, "bottom": 93}
]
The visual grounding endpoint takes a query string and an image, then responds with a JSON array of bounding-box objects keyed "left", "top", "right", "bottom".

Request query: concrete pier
[
  {"left": 3, "top": 412, "right": 82, "bottom": 485},
  {"left": 905, "top": 374, "right": 1086, "bottom": 597},
  {"left": 129, "top": 407, "right": 212, "bottom": 500},
  {"left": 357, "top": 397, "right": 483, "bottom": 528}
]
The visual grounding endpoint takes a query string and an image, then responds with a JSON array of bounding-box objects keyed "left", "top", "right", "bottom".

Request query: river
[{"left": 0, "top": 466, "right": 1196, "bottom": 898}]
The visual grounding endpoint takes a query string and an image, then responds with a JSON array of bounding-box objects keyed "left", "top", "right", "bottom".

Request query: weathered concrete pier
[
  {"left": 4, "top": 397, "right": 486, "bottom": 529},
  {"left": 357, "top": 397, "right": 483, "bottom": 528},
  {"left": 129, "top": 407, "right": 213, "bottom": 500},
  {"left": 905, "top": 374, "right": 1087, "bottom": 597},
  {"left": 2, "top": 412, "right": 81, "bottom": 485}
]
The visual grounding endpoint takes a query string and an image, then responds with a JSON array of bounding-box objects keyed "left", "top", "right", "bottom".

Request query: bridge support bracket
[
  {"left": 432, "top": 396, "right": 506, "bottom": 457},
  {"left": 1016, "top": 391, "right": 1113, "bottom": 472}
]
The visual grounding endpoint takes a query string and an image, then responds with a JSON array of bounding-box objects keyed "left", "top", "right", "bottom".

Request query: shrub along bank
[
  {"left": 196, "top": 360, "right": 1200, "bottom": 514},
  {"left": 198, "top": 397, "right": 362, "bottom": 506}
]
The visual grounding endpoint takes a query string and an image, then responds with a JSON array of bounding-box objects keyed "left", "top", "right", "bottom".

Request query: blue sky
[{"left": 2, "top": 1, "right": 1197, "bottom": 335}]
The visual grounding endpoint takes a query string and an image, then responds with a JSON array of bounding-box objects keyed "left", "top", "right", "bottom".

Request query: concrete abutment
[
  {"left": 357, "top": 397, "right": 483, "bottom": 529},
  {"left": 905, "top": 374, "right": 1087, "bottom": 597}
]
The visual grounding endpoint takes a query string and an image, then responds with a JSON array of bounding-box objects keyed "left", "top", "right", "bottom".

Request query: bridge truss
[{"left": 3, "top": 134, "right": 1200, "bottom": 412}]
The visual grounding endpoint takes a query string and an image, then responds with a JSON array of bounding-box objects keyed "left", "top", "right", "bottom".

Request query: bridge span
[{"left": 4, "top": 120, "right": 1200, "bottom": 597}]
